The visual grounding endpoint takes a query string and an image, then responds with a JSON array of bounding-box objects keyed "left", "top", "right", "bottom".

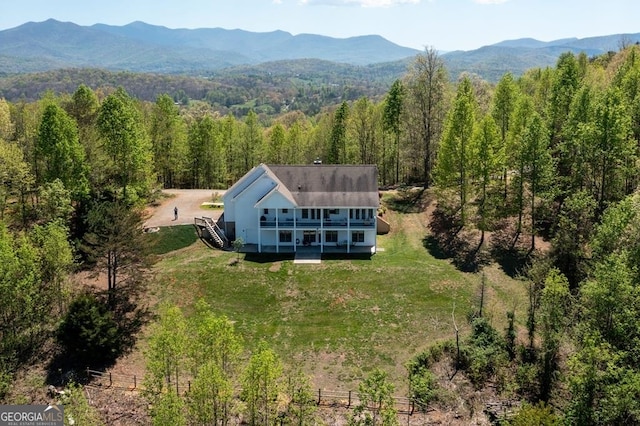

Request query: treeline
[{"left": 0, "top": 59, "right": 400, "bottom": 118}]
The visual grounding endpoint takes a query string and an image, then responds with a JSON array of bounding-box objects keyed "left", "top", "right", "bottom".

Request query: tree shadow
[
  {"left": 422, "top": 235, "right": 449, "bottom": 260},
  {"left": 384, "top": 187, "right": 431, "bottom": 213},
  {"left": 489, "top": 223, "right": 532, "bottom": 278},
  {"left": 424, "top": 207, "right": 490, "bottom": 273}
]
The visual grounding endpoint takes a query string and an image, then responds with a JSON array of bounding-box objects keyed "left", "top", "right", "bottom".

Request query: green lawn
[
  {"left": 147, "top": 225, "right": 199, "bottom": 255},
  {"left": 146, "top": 200, "right": 527, "bottom": 391}
]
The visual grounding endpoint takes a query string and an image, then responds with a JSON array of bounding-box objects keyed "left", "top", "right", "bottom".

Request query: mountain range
[{"left": 0, "top": 19, "right": 639, "bottom": 82}]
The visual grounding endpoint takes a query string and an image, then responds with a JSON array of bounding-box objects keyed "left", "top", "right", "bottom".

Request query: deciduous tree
[
  {"left": 150, "top": 94, "right": 187, "bottom": 188},
  {"left": 538, "top": 269, "right": 570, "bottom": 401},
  {"left": 97, "top": 88, "right": 154, "bottom": 201},
  {"left": 520, "top": 113, "right": 554, "bottom": 251},
  {"left": 349, "top": 368, "right": 398, "bottom": 426},
  {"left": 383, "top": 79, "right": 405, "bottom": 184},
  {"left": 0, "top": 139, "right": 33, "bottom": 221},
  {"left": 144, "top": 304, "right": 187, "bottom": 396},
  {"left": 491, "top": 73, "right": 518, "bottom": 199},
  {"left": 470, "top": 115, "right": 503, "bottom": 246},
  {"left": 350, "top": 97, "right": 379, "bottom": 165},
  {"left": 434, "top": 77, "right": 476, "bottom": 224},
  {"left": 0, "top": 98, "right": 13, "bottom": 141},
  {"left": 37, "top": 103, "right": 89, "bottom": 200},
  {"left": 587, "top": 87, "right": 634, "bottom": 212},
  {"left": 405, "top": 47, "right": 448, "bottom": 187},
  {"left": 241, "top": 341, "right": 283, "bottom": 426}
]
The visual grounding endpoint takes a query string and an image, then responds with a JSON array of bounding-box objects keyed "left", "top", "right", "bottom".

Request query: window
[
  {"left": 329, "top": 209, "right": 339, "bottom": 214},
  {"left": 303, "top": 230, "right": 316, "bottom": 244},
  {"left": 282, "top": 208, "right": 288, "bottom": 214},
  {"left": 325, "top": 231, "right": 338, "bottom": 243},
  {"left": 279, "top": 231, "right": 292, "bottom": 242},
  {"left": 263, "top": 208, "right": 269, "bottom": 215},
  {"left": 355, "top": 209, "right": 360, "bottom": 220},
  {"left": 352, "top": 231, "right": 364, "bottom": 243},
  {"left": 302, "top": 209, "right": 308, "bottom": 219}
]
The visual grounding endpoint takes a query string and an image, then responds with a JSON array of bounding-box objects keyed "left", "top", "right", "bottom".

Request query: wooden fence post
[
  {"left": 317, "top": 389, "right": 321, "bottom": 405},
  {"left": 109, "top": 372, "right": 112, "bottom": 387},
  {"left": 348, "top": 390, "right": 351, "bottom": 408},
  {"left": 133, "top": 375, "right": 136, "bottom": 389}
]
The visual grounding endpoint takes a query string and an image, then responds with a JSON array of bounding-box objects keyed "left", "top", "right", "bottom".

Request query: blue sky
[{"left": 0, "top": 0, "right": 636, "bottom": 51}]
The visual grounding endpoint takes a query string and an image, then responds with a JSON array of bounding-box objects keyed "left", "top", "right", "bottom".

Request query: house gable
[
  {"left": 255, "top": 188, "right": 297, "bottom": 209},
  {"left": 222, "top": 165, "right": 266, "bottom": 204}
]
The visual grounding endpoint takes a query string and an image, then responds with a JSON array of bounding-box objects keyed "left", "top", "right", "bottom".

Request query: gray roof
[{"left": 266, "top": 164, "right": 379, "bottom": 208}]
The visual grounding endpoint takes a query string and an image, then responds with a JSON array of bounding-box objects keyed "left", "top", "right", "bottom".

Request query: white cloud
[
  {"left": 300, "top": 0, "right": 420, "bottom": 7},
  {"left": 472, "top": 0, "right": 510, "bottom": 4}
]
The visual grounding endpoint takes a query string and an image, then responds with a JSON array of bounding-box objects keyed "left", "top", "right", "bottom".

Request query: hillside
[
  {"left": 0, "top": 19, "right": 639, "bottom": 82},
  {"left": 0, "top": 19, "right": 419, "bottom": 72},
  {"left": 0, "top": 61, "right": 405, "bottom": 116}
]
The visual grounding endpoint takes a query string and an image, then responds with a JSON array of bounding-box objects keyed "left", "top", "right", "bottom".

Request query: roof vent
[{"left": 313, "top": 157, "right": 322, "bottom": 165}]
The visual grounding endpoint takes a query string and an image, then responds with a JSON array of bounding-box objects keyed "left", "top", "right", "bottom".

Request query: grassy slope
[{"left": 147, "top": 191, "right": 527, "bottom": 392}]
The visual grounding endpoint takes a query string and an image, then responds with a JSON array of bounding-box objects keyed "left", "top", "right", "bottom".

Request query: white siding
[{"left": 232, "top": 174, "right": 277, "bottom": 245}]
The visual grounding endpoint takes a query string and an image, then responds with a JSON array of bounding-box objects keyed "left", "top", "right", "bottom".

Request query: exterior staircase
[{"left": 196, "top": 216, "right": 229, "bottom": 249}]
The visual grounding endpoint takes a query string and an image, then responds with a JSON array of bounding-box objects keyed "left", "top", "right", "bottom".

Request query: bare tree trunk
[{"left": 450, "top": 304, "right": 460, "bottom": 380}]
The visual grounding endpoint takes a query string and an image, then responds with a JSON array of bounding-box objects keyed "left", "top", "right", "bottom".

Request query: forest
[{"left": 0, "top": 44, "right": 640, "bottom": 424}]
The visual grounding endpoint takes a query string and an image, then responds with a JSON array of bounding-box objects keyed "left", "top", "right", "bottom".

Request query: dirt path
[{"left": 144, "top": 189, "right": 225, "bottom": 228}]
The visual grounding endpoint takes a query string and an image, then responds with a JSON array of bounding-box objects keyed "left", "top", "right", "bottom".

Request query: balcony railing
[{"left": 260, "top": 219, "right": 375, "bottom": 228}]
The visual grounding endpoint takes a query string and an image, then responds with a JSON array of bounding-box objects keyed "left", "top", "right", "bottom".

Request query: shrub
[
  {"left": 458, "top": 317, "right": 509, "bottom": 388},
  {"left": 515, "top": 363, "right": 539, "bottom": 399},
  {"left": 407, "top": 342, "right": 448, "bottom": 374},
  {"left": 57, "top": 293, "right": 122, "bottom": 366},
  {"left": 407, "top": 342, "right": 453, "bottom": 411},
  {"left": 409, "top": 367, "right": 439, "bottom": 411},
  {"left": 510, "top": 401, "right": 560, "bottom": 425}
]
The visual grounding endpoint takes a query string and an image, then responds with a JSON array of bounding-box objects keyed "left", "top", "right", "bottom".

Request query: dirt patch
[
  {"left": 144, "top": 189, "right": 225, "bottom": 228},
  {"left": 268, "top": 261, "right": 282, "bottom": 272},
  {"left": 84, "top": 387, "right": 149, "bottom": 425}
]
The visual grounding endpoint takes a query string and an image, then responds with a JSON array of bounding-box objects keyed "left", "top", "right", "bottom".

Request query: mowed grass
[
  {"left": 147, "top": 225, "right": 199, "bottom": 255},
  {"left": 147, "top": 193, "right": 527, "bottom": 391}
]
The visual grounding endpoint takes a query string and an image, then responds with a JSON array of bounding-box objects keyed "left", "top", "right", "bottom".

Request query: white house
[{"left": 221, "top": 163, "right": 380, "bottom": 254}]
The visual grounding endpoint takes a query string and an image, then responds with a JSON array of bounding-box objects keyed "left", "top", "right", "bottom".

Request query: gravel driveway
[{"left": 144, "top": 189, "right": 226, "bottom": 228}]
